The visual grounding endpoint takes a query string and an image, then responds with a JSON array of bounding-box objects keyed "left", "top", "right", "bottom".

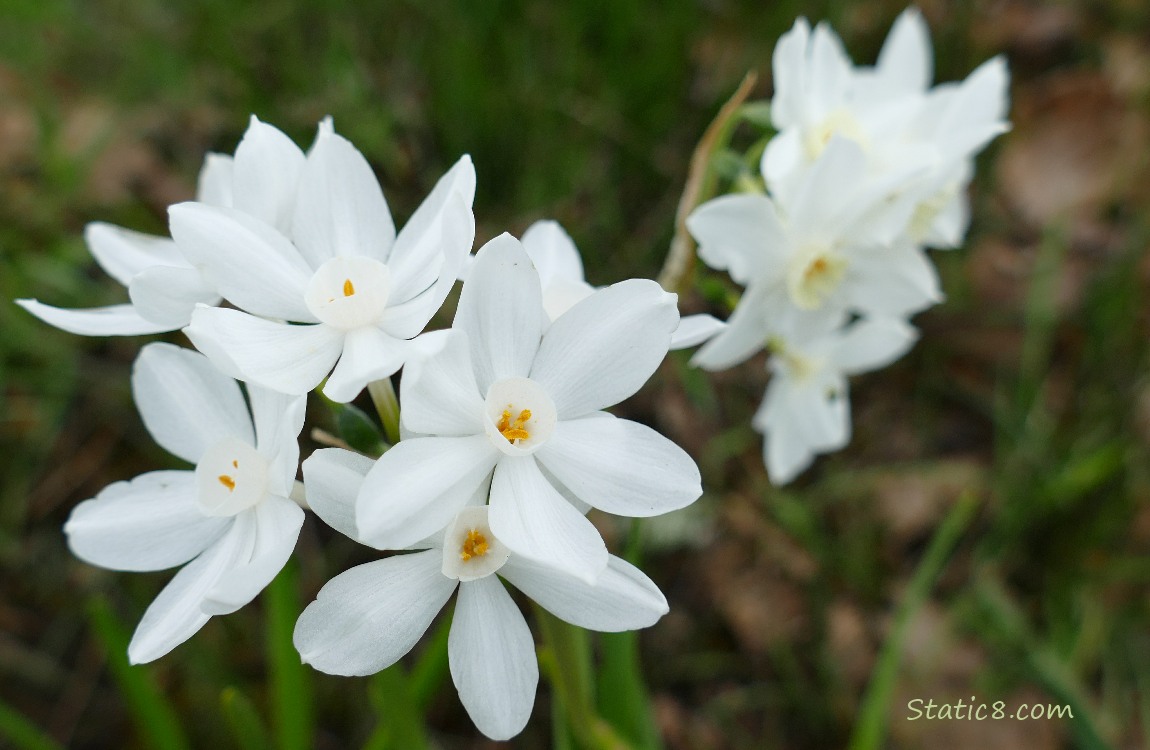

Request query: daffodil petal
[
  {"left": 15, "top": 300, "right": 173, "bottom": 336},
  {"left": 184, "top": 307, "right": 344, "bottom": 396},
  {"left": 449, "top": 576, "right": 537, "bottom": 741},
  {"left": 356, "top": 435, "right": 499, "bottom": 551},
  {"left": 291, "top": 127, "right": 395, "bottom": 266},
  {"left": 127, "top": 511, "right": 257, "bottom": 664},
  {"left": 530, "top": 279, "right": 678, "bottom": 419},
  {"left": 536, "top": 415, "right": 701, "bottom": 517},
  {"left": 302, "top": 448, "right": 375, "bottom": 543},
  {"left": 294, "top": 550, "right": 455, "bottom": 676},
  {"left": 501, "top": 554, "right": 668, "bottom": 631},
  {"left": 132, "top": 342, "right": 254, "bottom": 464},
  {"left": 202, "top": 496, "right": 304, "bottom": 615},
  {"left": 64, "top": 470, "right": 228, "bottom": 572},
  {"left": 452, "top": 234, "right": 546, "bottom": 392},
  {"left": 321, "top": 326, "right": 409, "bottom": 403},
  {"left": 488, "top": 456, "right": 607, "bottom": 583},
  {"left": 399, "top": 329, "right": 485, "bottom": 437}
]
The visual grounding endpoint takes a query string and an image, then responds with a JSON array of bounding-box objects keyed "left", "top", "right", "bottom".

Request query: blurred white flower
[
  {"left": 764, "top": 7, "right": 1010, "bottom": 247},
  {"left": 180, "top": 120, "right": 475, "bottom": 402},
  {"left": 688, "top": 137, "right": 938, "bottom": 371},
  {"left": 756, "top": 314, "right": 918, "bottom": 484},
  {"left": 63, "top": 343, "right": 306, "bottom": 663},
  {"left": 350, "top": 234, "right": 702, "bottom": 583},
  {"left": 15, "top": 150, "right": 232, "bottom": 336},
  {"left": 519, "top": 219, "right": 726, "bottom": 349},
  {"left": 293, "top": 500, "right": 667, "bottom": 741}
]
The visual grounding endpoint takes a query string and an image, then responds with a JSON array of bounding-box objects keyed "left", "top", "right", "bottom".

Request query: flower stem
[
  {"left": 656, "top": 70, "right": 757, "bottom": 294},
  {"left": 535, "top": 606, "right": 635, "bottom": 750},
  {"left": 367, "top": 378, "right": 402, "bottom": 445}
]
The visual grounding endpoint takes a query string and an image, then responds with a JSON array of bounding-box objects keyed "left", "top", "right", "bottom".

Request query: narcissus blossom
[
  {"left": 688, "top": 137, "right": 938, "bottom": 371},
  {"left": 15, "top": 153, "right": 230, "bottom": 336},
  {"left": 519, "top": 219, "right": 726, "bottom": 349},
  {"left": 352, "top": 234, "right": 702, "bottom": 582},
  {"left": 294, "top": 464, "right": 668, "bottom": 741},
  {"left": 63, "top": 343, "right": 306, "bottom": 663},
  {"left": 756, "top": 314, "right": 917, "bottom": 484},
  {"left": 764, "top": 8, "right": 1010, "bottom": 246},
  {"left": 181, "top": 120, "right": 475, "bottom": 402}
]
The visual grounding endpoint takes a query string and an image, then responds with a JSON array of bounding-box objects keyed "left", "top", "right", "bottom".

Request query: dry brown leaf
[{"left": 996, "top": 71, "right": 1147, "bottom": 228}]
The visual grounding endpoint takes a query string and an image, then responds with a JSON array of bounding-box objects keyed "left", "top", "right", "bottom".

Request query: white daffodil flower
[
  {"left": 180, "top": 120, "right": 475, "bottom": 402},
  {"left": 519, "top": 219, "right": 726, "bottom": 350},
  {"left": 756, "top": 314, "right": 918, "bottom": 484},
  {"left": 350, "top": 234, "right": 701, "bottom": 583},
  {"left": 293, "top": 477, "right": 668, "bottom": 742},
  {"left": 764, "top": 8, "right": 1010, "bottom": 247},
  {"left": 15, "top": 152, "right": 231, "bottom": 336},
  {"left": 688, "top": 136, "right": 939, "bottom": 371},
  {"left": 63, "top": 343, "right": 306, "bottom": 663}
]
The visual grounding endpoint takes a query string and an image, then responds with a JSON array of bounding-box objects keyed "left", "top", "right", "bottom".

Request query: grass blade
[
  {"left": 86, "top": 597, "right": 190, "bottom": 750},
  {"left": 220, "top": 687, "right": 271, "bottom": 750},
  {"left": 0, "top": 699, "right": 63, "bottom": 750},
  {"left": 847, "top": 492, "right": 979, "bottom": 750},
  {"left": 266, "top": 562, "right": 313, "bottom": 750}
]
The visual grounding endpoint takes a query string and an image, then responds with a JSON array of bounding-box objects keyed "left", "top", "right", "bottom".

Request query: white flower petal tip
[
  {"left": 15, "top": 299, "right": 174, "bottom": 337},
  {"left": 669, "top": 313, "right": 727, "bottom": 350},
  {"left": 449, "top": 576, "right": 538, "bottom": 741},
  {"left": 302, "top": 448, "right": 376, "bottom": 543},
  {"left": 502, "top": 554, "right": 668, "bottom": 632},
  {"left": 441, "top": 506, "right": 510, "bottom": 582}
]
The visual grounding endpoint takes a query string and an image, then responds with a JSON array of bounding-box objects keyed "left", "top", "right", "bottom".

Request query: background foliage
[{"left": 2, "top": 0, "right": 1150, "bottom": 747}]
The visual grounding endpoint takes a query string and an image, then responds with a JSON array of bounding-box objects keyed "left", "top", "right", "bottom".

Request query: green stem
[
  {"left": 266, "top": 563, "right": 312, "bottom": 750},
  {"left": 847, "top": 492, "right": 979, "bottom": 750},
  {"left": 535, "top": 606, "right": 634, "bottom": 750},
  {"left": 657, "top": 71, "right": 758, "bottom": 293},
  {"left": 367, "top": 379, "right": 402, "bottom": 445}
]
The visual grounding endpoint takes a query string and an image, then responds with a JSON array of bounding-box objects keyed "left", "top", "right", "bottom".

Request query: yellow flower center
[
  {"left": 342, "top": 278, "right": 355, "bottom": 297},
  {"left": 787, "top": 246, "right": 848, "bottom": 310},
  {"left": 460, "top": 529, "right": 490, "bottom": 561},
  {"left": 217, "top": 474, "right": 236, "bottom": 491},
  {"left": 497, "top": 407, "right": 532, "bottom": 443}
]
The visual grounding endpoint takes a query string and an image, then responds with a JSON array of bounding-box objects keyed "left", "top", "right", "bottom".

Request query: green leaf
[
  {"left": 86, "top": 597, "right": 190, "bottom": 750},
  {"left": 363, "top": 664, "right": 429, "bottom": 750},
  {"left": 266, "top": 563, "right": 313, "bottom": 750},
  {"left": 332, "top": 402, "right": 388, "bottom": 456},
  {"left": 220, "top": 687, "right": 270, "bottom": 750},
  {"left": 0, "top": 699, "right": 63, "bottom": 750}
]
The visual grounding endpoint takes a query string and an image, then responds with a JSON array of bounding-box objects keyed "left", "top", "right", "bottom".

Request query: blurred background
[{"left": 2, "top": 0, "right": 1150, "bottom": 747}]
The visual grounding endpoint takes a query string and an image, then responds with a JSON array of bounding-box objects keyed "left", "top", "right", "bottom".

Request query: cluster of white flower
[
  {"left": 16, "top": 6, "right": 1011, "bottom": 740},
  {"left": 20, "top": 116, "right": 705, "bottom": 739},
  {"left": 688, "top": 8, "right": 1010, "bottom": 483}
]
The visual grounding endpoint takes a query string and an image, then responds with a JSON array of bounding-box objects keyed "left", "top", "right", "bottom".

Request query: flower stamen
[
  {"left": 218, "top": 474, "right": 236, "bottom": 492},
  {"left": 342, "top": 279, "right": 355, "bottom": 297},
  {"left": 497, "top": 407, "right": 532, "bottom": 443},
  {"left": 460, "top": 529, "right": 490, "bottom": 561}
]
